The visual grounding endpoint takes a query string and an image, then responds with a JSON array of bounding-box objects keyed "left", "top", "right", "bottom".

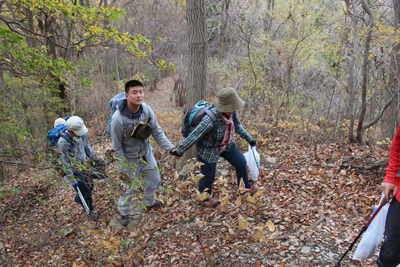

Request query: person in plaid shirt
[{"left": 170, "top": 87, "right": 259, "bottom": 207}]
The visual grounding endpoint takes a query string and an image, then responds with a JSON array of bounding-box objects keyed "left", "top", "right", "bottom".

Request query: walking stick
[
  {"left": 77, "top": 187, "right": 90, "bottom": 215},
  {"left": 334, "top": 197, "right": 390, "bottom": 266},
  {"left": 255, "top": 146, "right": 274, "bottom": 171}
]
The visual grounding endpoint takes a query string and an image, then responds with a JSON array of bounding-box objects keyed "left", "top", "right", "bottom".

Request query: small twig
[
  {"left": 186, "top": 225, "right": 207, "bottom": 257},
  {"left": 0, "top": 160, "right": 51, "bottom": 169},
  {"left": 311, "top": 211, "right": 325, "bottom": 229}
]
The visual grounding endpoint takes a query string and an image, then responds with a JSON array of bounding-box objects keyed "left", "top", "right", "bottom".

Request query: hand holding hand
[{"left": 170, "top": 149, "right": 182, "bottom": 159}]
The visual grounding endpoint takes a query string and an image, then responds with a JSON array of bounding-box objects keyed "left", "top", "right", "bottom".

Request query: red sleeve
[{"left": 384, "top": 125, "right": 400, "bottom": 186}]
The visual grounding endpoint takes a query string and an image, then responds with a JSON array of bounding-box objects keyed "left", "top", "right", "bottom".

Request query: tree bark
[
  {"left": 345, "top": 0, "right": 359, "bottom": 143},
  {"left": 175, "top": 0, "right": 208, "bottom": 173},
  {"left": 218, "top": 0, "right": 230, "bottom": 62},
  {"left": 185, "top": 0, "right": 207, "bottom": 108},
  {"left": 355, "top": 0, "right": 374, "bottom": 143}
]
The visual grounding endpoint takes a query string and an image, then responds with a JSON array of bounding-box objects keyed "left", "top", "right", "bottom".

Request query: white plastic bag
[
  {"left": 353, "top": 194, "right": 390, "bottom": 261},
  {"left": 243, "top": 145, "right": 260, "bottom": 181}
]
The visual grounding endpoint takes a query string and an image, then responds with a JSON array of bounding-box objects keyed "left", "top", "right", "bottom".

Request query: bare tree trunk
[
  {"left": 176, "top": 0, "right": 208, "bottom": 173},
  {"left": 185, "top": 0, "right": 207, "bottom": 108},
  {"left": 356, "top": 0, "right": 374, "bottom": 143},
  {"left": 383, "top": 0, "right": 400, "bottom": 139},
  {"left": 345, "top": 0, "right": 359, "bottom": 143},
  {"left": 218, "top": 0, "right": 230, "bottom": 62},
  {"left": 104, "top": 0, "right": 116, "bottom": 77}
]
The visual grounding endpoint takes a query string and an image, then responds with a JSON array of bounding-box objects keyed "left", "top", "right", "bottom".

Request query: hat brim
[
  {"left": 74, "top": 125, "right": 88, "bottom": 136},
  {"left": 216, "top": 98, "right": 245, "bottom": 113}
]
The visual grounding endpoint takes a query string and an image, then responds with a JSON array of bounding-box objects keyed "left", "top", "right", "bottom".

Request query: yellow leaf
[
  {"left": 254, "top": 186, "right": 265, "bottom": 197},
  {"left": 179, "top": 181, "right": 193, "bottom": 188},
  {"left": 190, "top": 172, "right": 195, "bottom": 180},
  {"left": 221, "top": 188, "right": 230, "bottom": 195},
  {"left": 266, "top": 220, "right": 275, "bottom": 232},
  {"left": 218, "top": 175, "right": 227, "bottom": 183},
  {"left": 193, "top": 174, "right": 205, "bottom": 183},
  {"left": 197, "top": 191, "right": 210, "bottom": 202},
  {"left": 153, "top": 191, "right": 164, "bottom": 203},
  {"left": 246, "top": 195, "right": 256, "bottom": 204},
  {"left": 254, "top": 226, "right": 266, "bottom": 239},
  {"left": 222, "top": 221, "right": 230, "bottom": 228},
  {"left": 166, "top": 198, "right": 172, "bottom": 206},
  {"left": 188, "top": 164, "right": 195, "bottom": 171},
  {"left": 196, "top": 162, "right": 205, "bottom": 167},
  {"left": 235, "top": 197, "right": 242, "bottom": 207},
  {"left": 238, "top": 214, "right": 248, "bottom": 230},
  {"left": 220, "top": 195, "right": 229, "bottom": 205},
  {"left": 195, "top": 218, "right": 206, "bottom": 227},
  {"left": 174, "top": 171, "right": 179, "bottom": 182},
  {"left": 239, "top": 178, "right": 249, "bottom": 194}
]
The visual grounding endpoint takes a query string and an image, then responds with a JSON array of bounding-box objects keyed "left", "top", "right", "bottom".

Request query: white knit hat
[{"left": 54, "top": 118, "right": 66, "bottom": 128}]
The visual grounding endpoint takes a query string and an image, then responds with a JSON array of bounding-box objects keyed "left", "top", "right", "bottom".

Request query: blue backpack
[
  {"left": 182, "top": 100, "right": 218, "bottom": 138},
  {"left": 47, "top": 117, "right": 73, "bottom": 147},
  {"left": 107, "top": 92, "right": 126, "bottom": 135}
]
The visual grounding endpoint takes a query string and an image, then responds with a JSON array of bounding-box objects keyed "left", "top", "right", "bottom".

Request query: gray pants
[{"left": 118, "top": 152, "right": 160, "bottom": 216}]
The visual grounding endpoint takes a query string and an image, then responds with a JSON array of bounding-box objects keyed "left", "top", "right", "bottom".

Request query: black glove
[
  {"left": 249, "top": 140, "right": 256, "bottom": 147},
  {"left": 170, "top": 149, "right": 182, "bottom": 157}
]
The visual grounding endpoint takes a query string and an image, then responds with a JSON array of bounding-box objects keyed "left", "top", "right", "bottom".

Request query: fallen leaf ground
[{"left": 0, "top": 82, "right": 390, "bottom": 267}]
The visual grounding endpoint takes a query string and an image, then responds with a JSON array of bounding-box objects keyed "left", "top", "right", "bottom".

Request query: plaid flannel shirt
[{"left": 176, "top": 106, "right": 253, "bottom": 163}]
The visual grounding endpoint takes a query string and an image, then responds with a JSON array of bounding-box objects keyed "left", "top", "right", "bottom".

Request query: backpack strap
[
  {"left": 59, "top": 132, "right": 74, "bottom": 152},
  {"left": 204, "top": 106, "right": 218, "bottom": 133},
  {"left": 141, "top": 102, "right": 151, "bottom": 122},
  {"left": 196, "top": 106, "right": 219, "bottom": 148}
]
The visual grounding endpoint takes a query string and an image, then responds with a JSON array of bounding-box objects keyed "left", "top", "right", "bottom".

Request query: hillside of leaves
[{"left": 0, "top": 89, "right": 390, "bottom": 267}]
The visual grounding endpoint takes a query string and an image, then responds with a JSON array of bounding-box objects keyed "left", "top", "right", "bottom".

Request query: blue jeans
[{"left": 197, "top": 142, "right": 251, "bottom": 198}]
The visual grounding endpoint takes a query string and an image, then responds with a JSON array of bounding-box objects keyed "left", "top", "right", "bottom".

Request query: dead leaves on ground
[{"left": 1, "top": 139, "right": 389, "bottom": 266}]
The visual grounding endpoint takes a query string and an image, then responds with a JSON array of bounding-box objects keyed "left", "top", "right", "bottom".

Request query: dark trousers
[
  {"left": 378, "top": 196, "right": 400, "bottom": 267},
  {"left": 73, "top": 172, "right": 94, "bottom": 211},
  {"left": 197, "top": 142, "right": 251, "bottom": 197}
]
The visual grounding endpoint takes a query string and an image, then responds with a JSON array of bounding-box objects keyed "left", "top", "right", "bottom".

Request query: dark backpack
[{"left": 181, "top": 100, "right": 218, "bottom": 138}]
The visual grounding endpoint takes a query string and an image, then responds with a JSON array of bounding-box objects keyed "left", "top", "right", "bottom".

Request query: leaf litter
[{"left": 0, "top": 91, "right": 389, "bottom": 266}]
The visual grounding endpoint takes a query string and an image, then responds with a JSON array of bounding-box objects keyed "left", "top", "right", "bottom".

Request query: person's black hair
[{"left": 125, "top": 80, "right": 144, "bottom": 93}]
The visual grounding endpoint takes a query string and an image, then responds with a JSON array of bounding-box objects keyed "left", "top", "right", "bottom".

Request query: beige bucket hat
[{"left": 215, "top": 87, "right": 245, "bottom": 113}]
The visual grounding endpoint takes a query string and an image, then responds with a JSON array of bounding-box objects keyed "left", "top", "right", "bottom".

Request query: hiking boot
[
  {"left": 120, "top": 215, "right": 130, "bottom": 227},
  {"left": 90, "top": 211, "right": 100, "bottom": 221},
  {"left": 248, "top": 184, "right": 259, "bottom": 195},
  {"left": 145, "top": 199, "right": 163, "bottom": 210},
  {"left": 202, "top": 198, "right": 219, "bottom": 208}
]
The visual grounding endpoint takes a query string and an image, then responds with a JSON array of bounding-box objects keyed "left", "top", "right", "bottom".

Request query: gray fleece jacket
[{"left": 110, "top": 100, "right": 174, "bottom": 172}]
